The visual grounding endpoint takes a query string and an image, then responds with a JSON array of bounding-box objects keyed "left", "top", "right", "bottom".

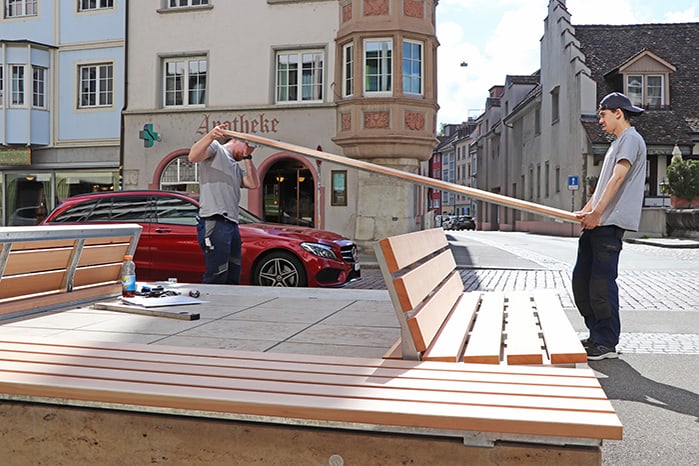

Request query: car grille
[{"left": 340, "top": 244, "right": 358, "bottom": 263}]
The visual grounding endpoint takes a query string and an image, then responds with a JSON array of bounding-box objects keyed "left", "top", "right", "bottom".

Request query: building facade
[
  {"left": 122, "top": 0, "right": 439, "bottom": 250},
  {"left": 471, "top": 0, "right": 698, "bottom": 237},
  {"left": 0, "top": 0, "right": 125, "bottom": 226}
]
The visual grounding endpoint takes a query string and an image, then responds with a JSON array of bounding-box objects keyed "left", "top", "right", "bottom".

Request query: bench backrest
[
  {"left": 375, "top": 227, "right": 470, "bottom": 360},
  {"left": 0, "top": 224, "right": 141, "bottom": 318}
]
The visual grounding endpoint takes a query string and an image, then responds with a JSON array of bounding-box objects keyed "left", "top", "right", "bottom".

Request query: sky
[{"left": 436, "top": 0, "right": 699, "bottom": 127}]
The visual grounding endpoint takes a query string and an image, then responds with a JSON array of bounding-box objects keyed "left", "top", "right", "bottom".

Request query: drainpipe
[{"left": 118, "top": 0, "right": 129, "bottom": 191}]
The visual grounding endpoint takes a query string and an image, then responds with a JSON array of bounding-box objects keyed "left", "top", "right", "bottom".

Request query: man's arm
[
  {"left": 241, "top": 159, "right": 260, "bottom": 189},
  {"left": 580, "top": 160, "right": 631, "bottom": 229},
  {"left": 188, "top": 124, "right": 226, "bottom": 163}
]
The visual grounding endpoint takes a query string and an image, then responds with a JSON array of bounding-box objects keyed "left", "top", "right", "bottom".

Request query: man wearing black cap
[{"left": 572, "top": 92, "right": 647, "bottom": 360}]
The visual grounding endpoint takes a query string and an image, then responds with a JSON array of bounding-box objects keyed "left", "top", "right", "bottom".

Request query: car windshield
[{"left": 239, "top": 206, "right": 264, "bottom": 224}]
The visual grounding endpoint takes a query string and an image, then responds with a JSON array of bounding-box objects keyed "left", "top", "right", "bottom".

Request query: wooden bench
[
  {"left": 0, "top": 224, "right": 141, "bottom": 319},
  {"left": 0, "top": 336, "right": 621, "bottom": 465},
  {"left": 375, "top": 228, "right": 587, "bottom": 365}
]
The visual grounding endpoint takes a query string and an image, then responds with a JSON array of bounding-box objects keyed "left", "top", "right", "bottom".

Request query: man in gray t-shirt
[
  {"left": 572, "top": 92, "right": 647, "bottom": 361},
  {"left": 188, "top": 124, "right": 260, "bottom": 284}
]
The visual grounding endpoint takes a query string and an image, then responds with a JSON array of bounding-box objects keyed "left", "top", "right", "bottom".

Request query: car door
[
  {"left": 103, "top": 195, "right": 152, "bottom": 279},
  {"left": 150, "top": 194, "right": 204, "bottom": 283}
]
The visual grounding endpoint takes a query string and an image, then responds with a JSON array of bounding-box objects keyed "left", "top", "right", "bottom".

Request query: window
[
  {"left": 402, "top": 40, "right": 422, "bottom": 95},
  {"left": 276, "top": 50, "right": 324, "bottom": 103},
  {"left": 160, "top": 155, "right": 199, "bottom": 192},
  {"left": 342, "top": 43, "right": 353, "bottom": 97},
  {"left": 167, "top": 0, "right": 208, "bottom": 7},
  {"left": 6, "top": 0, "right": 37, "bottom": 17},
  {"left": 627, "top": 75, "right": 665, "bottom": 107},
  {"left": 550, "top": 87, "right": 559, "bottom": 123},
  {"left": 163, "top": 57, "right": 207, "bottom": 107},
  {"left": 0, "top": 67, "right": 3, "bottom": 105},
  {"left": 331, "top": 171, "right": 347, "bottom": 206},
  {"left": 11, "top": 65, "right": 24, "bottom": 106},
  {"left": 78, "top": 0, "right": 113, "bottom": 11},
  {"left": 32, "top": 66, "right": 46, "bottom": 109},
  {"left": 364, "top": 39, "right": 392, "bottom": 94},
  {"left": 534, "top": 106, "right": 541, "bottom": 135},
  {"left": 79, "top": 63, "right": 113, "bottom": 108}
]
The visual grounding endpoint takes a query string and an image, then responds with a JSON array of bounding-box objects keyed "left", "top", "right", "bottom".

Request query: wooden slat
[
  {"left": 393, "top": 249, "right": 456, "bottom": 311},
  {"left": 3, "top": 247, "right": 73, "bottom": 275},
  {"left": 406, "top": 272, "right": 464, "bottom": 352},
  {"left": 378, "top": 228, "right": 448, "bottom": 273},
  {"left": 0, "top": 270, "right": 66, "bottom": 298},
  {"left": 73, "top": 263, "right": 122, "bottom": 288},
  {"left": 0, "top": 337, "right": 598, "bottom": 381},
  {"left": 534, "top": 291, "right": 587, "bottom": 364},
  {"left": 78, "top": 243, "right": 131, "bottom": 266},
  {"left": 504, "top": 293, "right": 545, "bottom": 365},
  {"left": 0, "top": 339, "right": 623, "bottom": 440},
  {"left": 0, "top": 283, "right": 121, "bottom": 317},
  {"left": 9, "top": 239, "right": 76, "bottom": 250},
  {"left": 463, "top": 292, "right": 505, "bottom": 364},
  {"left": 423, "top": 291, "right": 480, "bottom": 362}
]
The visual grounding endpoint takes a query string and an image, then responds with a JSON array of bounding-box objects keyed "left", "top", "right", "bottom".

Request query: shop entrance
[{"left": 263, "top": 160, "right": 314, "bottom": 227}]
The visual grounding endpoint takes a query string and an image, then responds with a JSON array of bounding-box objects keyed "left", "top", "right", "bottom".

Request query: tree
[{"left": 666, "top": 157, "right": 699, "bottom": 208}]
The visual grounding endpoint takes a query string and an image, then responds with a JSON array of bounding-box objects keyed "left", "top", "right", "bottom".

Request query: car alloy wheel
[{"left": 253, "top": 251, "right": 308, "bottom": 287}]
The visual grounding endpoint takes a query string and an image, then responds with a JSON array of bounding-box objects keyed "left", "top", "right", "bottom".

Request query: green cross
[{"left": 139, "top": 124, "right": 159, "bottom": 148}]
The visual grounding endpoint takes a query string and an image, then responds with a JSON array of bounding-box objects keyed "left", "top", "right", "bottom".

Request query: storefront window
[
  {"left": 160, "top": 155, "right": 200, "bottom": 193},
  {"left": 5, "top": 173, "right": 50, "bottom": 226}
]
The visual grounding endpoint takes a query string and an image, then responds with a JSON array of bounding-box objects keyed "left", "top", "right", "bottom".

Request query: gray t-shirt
[
  {"left": 592, "top": 126, "right": 646, "bottom": 231},
  {"left": 197, "top": 140, "right": 247, "bottom": 223}
]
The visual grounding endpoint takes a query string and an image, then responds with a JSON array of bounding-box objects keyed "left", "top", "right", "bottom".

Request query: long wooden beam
[{"left": 222, "top": 130, "right": 580, "bottom": 224}]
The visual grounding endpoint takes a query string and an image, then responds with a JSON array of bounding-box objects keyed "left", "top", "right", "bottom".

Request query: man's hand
[
  {"left": 580, "top": 210, "right": 601, "bottom": 229},
  {"left": 228, "top": 140, "right": 255, "bottom": 161}
]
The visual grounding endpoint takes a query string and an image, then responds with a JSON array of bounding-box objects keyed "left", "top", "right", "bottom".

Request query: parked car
[
  {"left": 41, "top": 190, "right": 360, "bottom": 287},
  {"left": 453, "top": 215, "right": 476, "bottom": 231},
  {"left": 441, "top": 215, "right": 456, "bottom": 230}
]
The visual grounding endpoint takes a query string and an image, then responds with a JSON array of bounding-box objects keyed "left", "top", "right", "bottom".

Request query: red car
[{"left": 42, "top": 190, "right": 360, "bottom": 287}]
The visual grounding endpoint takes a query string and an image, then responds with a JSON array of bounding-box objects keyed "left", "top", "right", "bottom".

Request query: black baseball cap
[{"left": 599, "top": 92, "right": 644, "bottom": 115}]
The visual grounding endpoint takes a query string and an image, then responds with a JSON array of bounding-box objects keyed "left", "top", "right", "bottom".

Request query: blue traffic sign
[{"left": 568, "top": 175, "right": 579, "bottom": 190}]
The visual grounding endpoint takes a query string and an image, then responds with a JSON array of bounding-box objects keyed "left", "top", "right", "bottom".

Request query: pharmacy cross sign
[{"left": 139, "top": 123, "right": 160, "bottom": 148}]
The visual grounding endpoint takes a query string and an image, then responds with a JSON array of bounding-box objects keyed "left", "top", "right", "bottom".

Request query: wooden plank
[
  {"left": 93, "top": 302, "right": 200, "bottom": 320},
  {"left": 78, "top": 243, "right": 131, "bottom": 266},
  {"left": 8, "top": 239, "right": 76, "bottom": 250},
  {"left": 504, "top": 292, "right": 545, "bottom": 365},
  {"left": 223, "top": 129, "right": 581, "bottom": 223},
  {"left": 463, "top": 292, "right": 505, "bottom": 364},
  {"left": 0, "top": 283, "right": 121, "bottom": 316},
  {"left": 0, "top": 270, "right": 66, "bottom": 298},
  {"left": 378, "top": 228, "right": 448, "bottom": 273},
  {"left": 3, "top": 247, "right": 73, "bottom": 275},
  {"left": 533, "top": 291, "right": 587, "bottom": 364},
  {"left": 0, "top": 338, "right": 604, "bottom": 387},
  {"left": 406, "top": 272, "right": 464, "bottom": 352},
  {"left": 73, "top": 263, "right": 122, "bottom": 288},
  {"left": 393, "top": 249, "right": 456, "bottom": 311},
  {"left": 423, "top": 292, "right": 480, "bottom": 362},
  {"left": 0, "top": 342, "right": 623, "bottom": 440}
]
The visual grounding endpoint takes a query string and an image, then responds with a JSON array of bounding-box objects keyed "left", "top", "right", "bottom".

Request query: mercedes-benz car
[{"left": 41, "top": 190, "right": 360, "bottom": 287}]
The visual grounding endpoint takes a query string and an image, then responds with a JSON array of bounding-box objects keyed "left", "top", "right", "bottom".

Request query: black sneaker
[
  {"left": 580, "top": 337, "right": 592, "bottom": 349},
  {"left": 586, "top": 344, "right": 618, "bottom": 361}
]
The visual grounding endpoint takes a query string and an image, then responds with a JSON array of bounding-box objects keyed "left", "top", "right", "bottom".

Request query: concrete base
[{"left": 0, "top": 401, "right": 601, "bottom": 466}]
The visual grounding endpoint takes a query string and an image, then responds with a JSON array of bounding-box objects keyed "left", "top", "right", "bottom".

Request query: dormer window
[
  {"left": 626, "top": 75, "right": 664, "bottom": 107},
  {"left": 618, "top": 49, "right": 675, "bottom": 110}
]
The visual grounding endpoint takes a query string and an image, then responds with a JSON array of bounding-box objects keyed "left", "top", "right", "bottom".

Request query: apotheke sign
[{"left": 195, "top": 113, "right": 280, "bottom": 137}]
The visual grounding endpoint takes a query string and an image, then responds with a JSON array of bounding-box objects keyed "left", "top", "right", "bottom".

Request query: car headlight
[{"left": 300, "top": 242, "right": 338, "bottom": 260}]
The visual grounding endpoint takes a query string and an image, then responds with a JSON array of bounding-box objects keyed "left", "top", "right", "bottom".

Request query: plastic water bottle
[{"left": 121, "top": 255, "right": 136, "bottom": 298}]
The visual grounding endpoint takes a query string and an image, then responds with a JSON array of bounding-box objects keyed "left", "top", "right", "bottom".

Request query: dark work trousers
[
  {"left": 572, "top": 225, "right": 625, "bottom": 347},
  {"left": 196, "top": 215, "right": 242, "bottom": 285}
]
